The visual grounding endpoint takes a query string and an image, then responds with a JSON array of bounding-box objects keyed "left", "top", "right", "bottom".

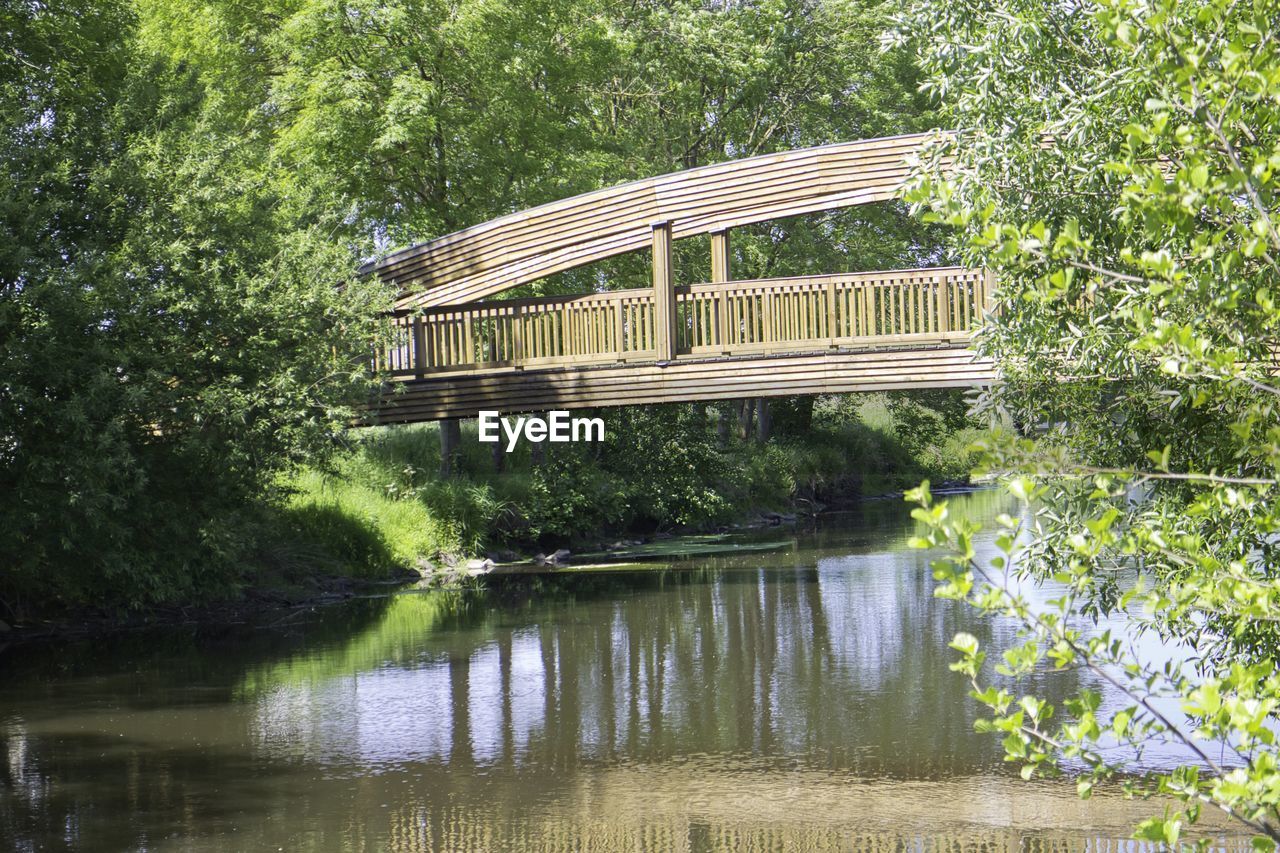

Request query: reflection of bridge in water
[
  {"left": 378, "top": 771, "right": 1242, "bottom": 853},
  {"left": 362, "top": 133, "right": 997, "bottom": 423}
]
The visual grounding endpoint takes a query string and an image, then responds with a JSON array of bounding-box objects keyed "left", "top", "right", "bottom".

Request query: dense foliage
[
  {"left": 254, "top": 0, "right": 940, "bottom": 283},
  {"left": 890, "top": 0, "right": 1280, "bottom": 842},
  {"left": 1, "top": 0, "right": 387, "bottom": 614}
]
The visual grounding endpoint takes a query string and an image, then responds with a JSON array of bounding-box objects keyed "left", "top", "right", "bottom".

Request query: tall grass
[{"left": 282, "top": 469, "right": 445, "bottom": 576}]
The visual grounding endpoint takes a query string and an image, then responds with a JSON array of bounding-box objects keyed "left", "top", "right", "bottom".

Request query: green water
[{"left": 0, "top": 491, "right": 1247, "bottom": 851}]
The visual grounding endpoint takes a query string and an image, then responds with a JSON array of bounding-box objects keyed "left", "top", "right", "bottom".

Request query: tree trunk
[
  {"left": 491, "top": 439, "right": 506, "bottom": 474},
  {"left": 737, "top": 398, "right": 755, "bottom": 441},
  {"left": 755, "top": 398, "right": 771, "bottom": 443},
  {"left": 439, "top": 418, "right": 462, "bottom": 479}
]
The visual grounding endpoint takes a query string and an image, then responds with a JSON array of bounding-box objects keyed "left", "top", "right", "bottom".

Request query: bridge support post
[
  {"left": 710, "top": 228, "right": 730, "bottom": 283},
  {"left": 652, "top": 220, "right": 676, "bottom": 362},
  {"left": 711, "top": 227, "right": 731, "bottom": 354}
]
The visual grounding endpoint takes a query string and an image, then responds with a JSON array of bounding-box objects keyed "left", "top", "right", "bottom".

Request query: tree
[
  {"left": 248, "top": 0, "right": 941, "bottom": 288},
  {"left": 889, "top": 0, "right": 1280, "bottom": 843},
  {"left": 1, "top": 0, "right": 388, "bottom": 614}
]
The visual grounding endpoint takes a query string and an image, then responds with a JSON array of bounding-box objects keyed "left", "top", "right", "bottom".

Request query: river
[{"left": 0, "top": 490, "right": 1249, "bottom": 850}]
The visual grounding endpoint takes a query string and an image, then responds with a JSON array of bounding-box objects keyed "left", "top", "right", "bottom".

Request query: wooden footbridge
[{"left": 363, "top": 132, "right": 995, "bottom": 424}]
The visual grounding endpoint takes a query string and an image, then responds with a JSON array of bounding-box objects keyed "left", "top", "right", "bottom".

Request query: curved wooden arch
[{"left": 367, "top": 131, "right": 952, "bottom": 309}]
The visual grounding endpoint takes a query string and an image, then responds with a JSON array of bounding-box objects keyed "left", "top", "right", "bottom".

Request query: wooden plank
[
  {"left": 365, "top": 346, "right": 994, "bottom": 422},
  {"left": 385, "top": 367, "right": 992, "bottom": 414},
  {"left": 383, "top": 345, "right": 988, "bottom": 399},
  {"left": 380, "top": 346, "right": 988, "bottom": 394}
]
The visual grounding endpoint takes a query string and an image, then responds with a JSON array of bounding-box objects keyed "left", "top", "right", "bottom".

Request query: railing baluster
[
  {"left": 914, "top": 277, "right": 923, "bottom": 334},
  {"left": 447, "top": 313, "right": 455, "bottom": 366},
  {"left": 464, "top": 312, "right": 475, "bottom": 365},
  {"left": 932, "top": 275, "right": 939, "bottom": 333},
  {"left": 879, "top": 282, "right": 887, "bottom": 336},
  {"left": 614, "top": 299, "right": 624, "bottom": 360},
  {"left": 721, "top": 292, "right": 729, "bottom": 348},
  {"left": 790, "top": 288, "right": 800, "bottom": 342},
  {"left": 941, "top": 273, "right": 952, "bottom": 334},
  {"left": 896, "top": 279, "right": 903, "bottom": 335},
  {"left": 763, "top": 289, "right": 773, "bottom": 348}
]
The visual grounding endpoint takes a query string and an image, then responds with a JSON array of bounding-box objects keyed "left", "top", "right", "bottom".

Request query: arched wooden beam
[{"left": 365, "top": 131, "right": 951, "bottom": 309}]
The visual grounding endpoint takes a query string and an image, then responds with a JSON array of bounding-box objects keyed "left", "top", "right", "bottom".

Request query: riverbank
[
  {"left": 0, "top": 519, "right": 799, "bottom": 645},
  {"left": 0, "top": 484, "right": 993, "bottom": 647},
  {"left": 285, "top": 394, "right": 984, "bottom": 581},
  {"left": 0, "top": 569, "right": 426, "bottom": 648}
]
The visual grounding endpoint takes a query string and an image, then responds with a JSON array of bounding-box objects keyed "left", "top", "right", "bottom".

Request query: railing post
[
  {"left": 652, "top": 220, "right": 676, "bottom": 362},
  {"left": 413, "top": 314, "right": 427, "bottom": 378},
  {"left": 711, "top": 227, "right": 731, "bottom": 354},
  {"left": 826, "top": 277, "right": 837, "bottom": 347},
  {"left": 711, "top": 228, "right": 731, "bottom": 283},
  {"left": 513, "top": 304, "right": 524, "bottom": 367}
]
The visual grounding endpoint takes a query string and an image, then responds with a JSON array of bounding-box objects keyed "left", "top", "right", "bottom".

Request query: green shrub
[
  {"left": 523, "top": 452, "right": 625, "bottom": 541},
  {"left": 602, "top": 406, "right": 735, "bottom": 529}
]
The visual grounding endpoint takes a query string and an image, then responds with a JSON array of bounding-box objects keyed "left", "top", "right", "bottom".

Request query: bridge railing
[{"left": 373, "top": 266, "right": 991, "bottom": 378}]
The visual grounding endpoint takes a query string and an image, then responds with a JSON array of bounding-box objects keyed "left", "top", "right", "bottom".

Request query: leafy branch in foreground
[
  {"left": 907, "top": 478, "right": 1280, "bottom": 846},
  {"left": 888, "top": 0, "right": 1280, "bottom": 844}
]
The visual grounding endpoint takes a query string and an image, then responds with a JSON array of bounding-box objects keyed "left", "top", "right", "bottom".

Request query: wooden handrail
[
  {"left": 397, "top": 287, "right": 642, "bottom": 319},
  {"left": 387, "top": 266, "right": 980, "bottom": 320},
  {"left": 372, "top": 266, "right": 992, "bottom": 378},
  {"left": 678, "top": 266, "right": 976, "bottom": 295}
]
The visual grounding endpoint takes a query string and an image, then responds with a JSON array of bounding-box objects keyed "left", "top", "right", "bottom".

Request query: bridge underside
[{"left": 369, "top": 344, "right": 994, "bottom": 424}]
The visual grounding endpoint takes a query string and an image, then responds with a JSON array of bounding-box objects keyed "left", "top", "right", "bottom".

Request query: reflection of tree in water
[
  {"left": 2, "top": 491, "right": 1189, "bottom": 851},
  {"left": 242, "top": 493, "right": 1084, "bottom": 782}
]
